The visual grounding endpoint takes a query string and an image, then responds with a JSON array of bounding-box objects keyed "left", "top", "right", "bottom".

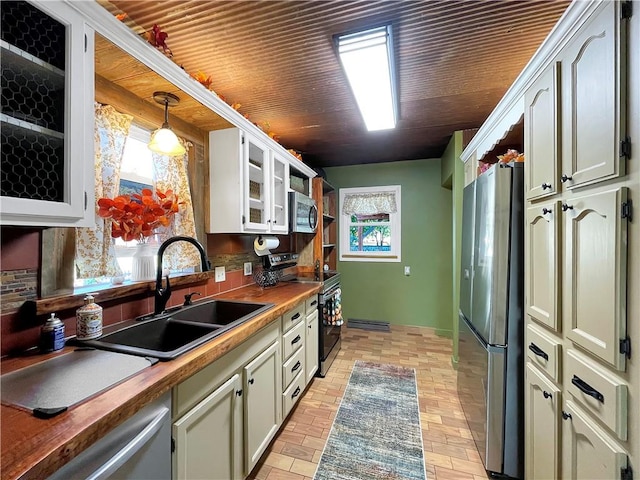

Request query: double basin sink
[{"left": 78, "top": 300, "right": 273, "bottom": 360}]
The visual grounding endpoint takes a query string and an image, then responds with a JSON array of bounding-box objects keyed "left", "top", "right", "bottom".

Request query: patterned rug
[{"left": 314, "top": 361, "right": 427, "bottom": 480}]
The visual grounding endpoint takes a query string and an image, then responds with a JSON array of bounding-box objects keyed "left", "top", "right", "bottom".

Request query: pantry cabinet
[
  {"left": 525, "top": 363, "right": 561, "bottom": 480},
  {"left": 0, "top": 0, "right": 94, "bottom": 227},
  {"left": 522, "top": 1, "right": 635, "bottom": 478},
  {"left": 305, "top": 308, "right": 319, "bottom": 384},
  {"left": 208, "top": 127, "right": 290, "bottom": 234}
]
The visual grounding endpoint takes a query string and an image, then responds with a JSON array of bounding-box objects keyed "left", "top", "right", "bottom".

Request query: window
[{"left": 339, "top": 185, "right": 401, "bottom": 262}]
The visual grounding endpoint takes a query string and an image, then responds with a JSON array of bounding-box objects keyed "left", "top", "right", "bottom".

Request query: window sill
[{"left": 26, "top": 271, "right": 212, "bottom": 316}]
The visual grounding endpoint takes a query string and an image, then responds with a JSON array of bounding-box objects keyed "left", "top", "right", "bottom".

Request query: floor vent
[{"left": 347, "top": 319, "right": 390, "bottom": 331}]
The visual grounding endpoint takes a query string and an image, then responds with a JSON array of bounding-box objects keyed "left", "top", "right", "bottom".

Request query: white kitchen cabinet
[
  {"left": 525, "top": 363, "right": 561, "bottom": 480},
  {"left": 305, "top": 309, "right": 319, "bottom": 384},
  {"left": 270, "top": 151, "right": 290, "bottom": 233},
  {"left": 244, "top": 340, "right": 281, "bottom": 473},
  {"left": 209, "top": 127, "right": 294, "bottom": 234},
  {"left": 0, "top": 0, "right": 94, "bottom": 227},
  {"left": 524, "top": 63, "right": 559, "bottom": 200},
  {"left": 559, "top": 0, "right": 628, "bottom": 190},
  {"left": 561, "top": 400, "right": 630, "bottom": 480},
  {"left": 525, "top": 202, "right": 560, "bottom": 332},
  {"left": 563, "top": 188, "right": 629, "bottom": 371},
  {"left": 173, "top": 373, "right": 243, "bottom": 480}
]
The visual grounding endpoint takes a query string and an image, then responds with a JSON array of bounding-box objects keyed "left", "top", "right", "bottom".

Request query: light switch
[
  {"left": 215, "top": 266, "right": 226, "bottom": 282},
  {"left": 244, "top": 262, "right": 253, "bottom": 276},
  {"left": 404, "top": 266, "right": 410, "bottom": 276}
]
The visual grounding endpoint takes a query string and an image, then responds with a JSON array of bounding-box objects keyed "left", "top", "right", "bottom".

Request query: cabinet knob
[
  {"left": 562, "top": 203, "right": 574, "bottom": 212},
  {"left": 248, "top": 378, "right": 254, "bottom": 385},
  {"left": 541, "top": 182, "right": 552, "bottom": 190},
  {"left": 542, "top": 208, "right": 552, "bottom": 215},
  {"left": 543, "top": 390, "right": 553, "bottom": 399},
  {"left": 561, "top": 174, "right": 573, "bottom": 183},
  {"left": 236, "top": 389, "right": 243, "bottom": 396},
  {"left": 562, "top": 411, "right": 572, "bottom": 420}
]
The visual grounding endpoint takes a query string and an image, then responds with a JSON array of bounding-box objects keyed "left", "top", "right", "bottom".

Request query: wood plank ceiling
[{"left": 100, "top": 0, "right": 570, "bottom": 168}]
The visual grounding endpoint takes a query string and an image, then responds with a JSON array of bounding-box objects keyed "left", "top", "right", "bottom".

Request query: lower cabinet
[
  {"left": 244, "top": 340, "right": 281, "bottom": 473},
  {"left": 561, "top": 400, "right": 630, "bottom": 480},
  {"left": 305, "top": 309, "right": 319, "bottom": 384},
  {"left": 173, "top": 374, "right": 244, "bottom": 480},
  {"left": 525, "top": 363, "right": 561, "bottom": 480},
  {"left": 172, "top": 320, "right": 281, "bottom": 480}
]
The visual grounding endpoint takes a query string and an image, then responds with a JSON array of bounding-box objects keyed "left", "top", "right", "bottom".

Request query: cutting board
[{"left": 1, "top": 349, "right": 156, "bottom": 418}]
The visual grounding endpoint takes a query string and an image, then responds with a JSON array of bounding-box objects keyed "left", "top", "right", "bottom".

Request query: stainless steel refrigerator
[{"left": 457, "top": 162, "right": 524, "bottom": 479}]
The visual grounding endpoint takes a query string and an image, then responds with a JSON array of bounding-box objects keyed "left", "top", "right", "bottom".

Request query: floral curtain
[
  {"left": 75, "top": 103, "right": 133, "bottom": 278},
  {"left": 342, "top": 191, "right": 398, "bottom": 216},
  {"left": 152, "top": 139, "right": 201, "bottom": 270}
]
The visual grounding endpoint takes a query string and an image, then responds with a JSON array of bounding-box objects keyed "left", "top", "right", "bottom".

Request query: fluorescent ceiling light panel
[{"left": 337, "top": 25, "right": 397, "bottom": 131}]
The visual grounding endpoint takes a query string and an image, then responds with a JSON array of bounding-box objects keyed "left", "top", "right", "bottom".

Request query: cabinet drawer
[
  {"left": 566, "top": 350, "right": 627, "bottom": 440},
  {"left": 282, "top": 320, "right": 305, "bottom": 361},
  {"left": 283, "top": 370, "right": 305, "bottom": 418},
  {"left": 305, "top": 295, "right": 319, "bottom": 315},
  {"left": 526, "top": 324, "right": 561, "bottom": 382},
  {"left": 282, "top": 302, "right": 305, "bottom": 333},
  {"left": 282, "top": 347, "right": 305, "bottom": 390}
]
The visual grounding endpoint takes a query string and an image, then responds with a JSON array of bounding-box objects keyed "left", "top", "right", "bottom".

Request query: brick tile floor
[{"left": 248, "top": 325, "right": 489, "bottom": 480}]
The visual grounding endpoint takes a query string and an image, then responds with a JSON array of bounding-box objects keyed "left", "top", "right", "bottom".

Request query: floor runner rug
[{"left": 314, "top": 361, "right": 427, "bottom": 480}]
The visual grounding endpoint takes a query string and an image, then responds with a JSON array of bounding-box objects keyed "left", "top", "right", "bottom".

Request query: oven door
[{"left": 320, "top": 286, "right": 342, "bottom": 359}]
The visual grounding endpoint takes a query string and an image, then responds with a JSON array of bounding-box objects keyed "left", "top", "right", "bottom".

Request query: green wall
[
  {"left": 325, "top": 159, "right": 453, "bottom": 334},
  {"left": 440, "top": 132, "right": 464, "bottom": 364}
]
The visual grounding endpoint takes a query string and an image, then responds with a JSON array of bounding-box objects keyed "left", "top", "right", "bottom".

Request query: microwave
[{"left": 289, "top": 191, "right": 318, "bottom": 233}]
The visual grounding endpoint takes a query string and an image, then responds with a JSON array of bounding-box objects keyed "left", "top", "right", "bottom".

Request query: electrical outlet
[
  {"left": 215, "top": 266, "right": 226, "bottom": 282},
  {"left": 404, "top": 266, "right": 411, "bottom": 276},
  {"left": 244, "top": 262, "right": 253, "bottom": 276}
]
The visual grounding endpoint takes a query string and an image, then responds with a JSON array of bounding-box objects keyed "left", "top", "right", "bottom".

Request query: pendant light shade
[{"left": 148, "top": 91, "right": 186, "bottom": 156}]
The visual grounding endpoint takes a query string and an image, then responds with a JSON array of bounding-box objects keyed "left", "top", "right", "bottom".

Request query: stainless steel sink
[{"left": 77, "top": 300, "right": 273, "bottom": 360}]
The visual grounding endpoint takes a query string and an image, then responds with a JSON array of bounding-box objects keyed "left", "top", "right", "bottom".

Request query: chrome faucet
[{"left": 154, "top": 236, "right": 211, "bottom": 315}]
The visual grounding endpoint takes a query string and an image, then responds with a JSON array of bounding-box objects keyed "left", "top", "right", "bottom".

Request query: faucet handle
[{"left": 184, "top": 292, "right": 201, "bottom": 306}]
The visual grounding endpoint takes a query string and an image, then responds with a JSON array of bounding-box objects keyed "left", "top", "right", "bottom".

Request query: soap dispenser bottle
[{"left": 76, "top": 294, "right": 103, "bottom": 340}]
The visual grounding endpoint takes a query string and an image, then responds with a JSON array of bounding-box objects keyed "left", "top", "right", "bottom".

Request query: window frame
[{"left": 338, "top": 185, "right": 401, "bottom": 262}]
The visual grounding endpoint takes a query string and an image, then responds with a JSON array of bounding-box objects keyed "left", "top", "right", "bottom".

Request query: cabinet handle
[
  {"left": 310, "top": 300, "right": 317, "bottom": 307},
  {"left": 248, "top": 378, "right": 254, "bottom": 385},
  {"left": 562, "top": 203, "right": 574, "bottom": 212},
  {"left": 291, "top": 313, "right": 301, "bottom": 321},
  {"left": 291, "top": 335, "right": 301, "bottom": 345},
  {"left": 291, "top": 361, "right": 301, "bottom": 373},
  {"left": 561, "top": 174, "right": 573, "bottom": 183},
  {"left": 542, "top": 208, "right": 553, "bottom": 215},
  {"left": 543, "top": 390, "right": 553, "bottom": 399},
  {"left": 528, "top": 342, "right": 549, "bottom": 361},
  {"left": 291, "top": 386, "right": 301, "bottom": 399},
  {"left": 541, "top": 182, "right": 552, "bottom": 190},
  {"left": 236, "top": 389, "right": 243, "bottom": 396},
  {"left": 571, "top": 375, "right": 604, "bottom": 403},
  {"left": 562, "top": 411, "right": 572, "bottom": 420}
]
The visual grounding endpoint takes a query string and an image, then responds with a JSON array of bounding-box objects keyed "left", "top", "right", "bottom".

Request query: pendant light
[{"left": 147, "top": 91, "right": 186, "bottom": 156}]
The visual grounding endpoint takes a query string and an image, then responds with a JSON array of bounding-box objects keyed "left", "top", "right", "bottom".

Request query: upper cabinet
[
  {"left": 559, "top": 1, "right": 628, "bottom": 190},
  {"left": 208, "top": 127, "right": 293, "bottom": 234},
  {"left": 525, "top": 0, "right": 628, "bottom": 200},
  {"left": 0, "top": 0, "right": 95, "bottom": 227}
]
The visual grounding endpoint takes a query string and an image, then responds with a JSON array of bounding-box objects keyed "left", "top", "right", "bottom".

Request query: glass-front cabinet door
[
  {"left": 270, "top": 152, "right": 289, "bottom": 233},
  {"left": 0, "top": 0, "right": 94, "bottom": 226},
  {"left": 243, "top": 134, "right": 270, "bottom": 232}
]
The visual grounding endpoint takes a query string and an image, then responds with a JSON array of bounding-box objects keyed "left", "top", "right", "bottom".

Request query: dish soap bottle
[
  {"left": 76, "top": 294, "right": 103, "bottom": 340},
  {"left": 40, "top": 313, "right": 65, "bottom": 352}
]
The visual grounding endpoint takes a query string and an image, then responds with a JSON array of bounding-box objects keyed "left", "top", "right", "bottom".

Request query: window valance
[{"left": 342, "top": 191, "right": 398, "bottom": 216}]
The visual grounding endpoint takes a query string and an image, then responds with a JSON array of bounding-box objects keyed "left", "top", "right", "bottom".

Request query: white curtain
[
  {"left": 152, "top": 140, "right": 201, "bottom": 270},
  {"left": 75, "top": 103, "right": 133, "bottom": 278},
  {"left": 342, "top": 191, "right": 398, "bottom": 216}
]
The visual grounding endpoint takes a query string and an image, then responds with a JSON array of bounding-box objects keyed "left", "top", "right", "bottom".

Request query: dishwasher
[{"left": 48, "top": 392, "right": 172, "bottom": 480}]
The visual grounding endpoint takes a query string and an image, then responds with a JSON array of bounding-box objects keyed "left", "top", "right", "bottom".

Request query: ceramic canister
[{"left": 76, "top": 294, "right": 103, "bottom": 340}]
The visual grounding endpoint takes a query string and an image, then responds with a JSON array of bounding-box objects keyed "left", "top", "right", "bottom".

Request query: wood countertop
[{"left": 1, "top": 282, "right": 321, "bottom": 480}]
